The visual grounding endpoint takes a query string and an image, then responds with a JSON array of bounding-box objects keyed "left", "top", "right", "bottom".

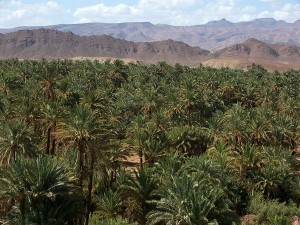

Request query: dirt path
[{"left": 119, "top": 152, "right": 141, "bottom": 173}]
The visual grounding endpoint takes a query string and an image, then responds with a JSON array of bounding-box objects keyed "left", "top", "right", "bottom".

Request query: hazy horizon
[{"left": 0, "top": 0, "right": 299, "bottom": 28}]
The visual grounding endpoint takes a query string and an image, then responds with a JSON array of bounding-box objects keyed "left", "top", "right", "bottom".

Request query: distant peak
[
  {"left": 256, "top": 18, "right": 276, "bottom": 21},
  {"left": 246, "top": 38, "right": 260, "bottom": 42},
  {"left": 206, "top": 18, "right": 232, "bottom": 26},
  {"left": 254, "top": 18, "right": 277, "bottom": 24},
  {"left": 220, "top": 18, "right": 229, "bottom": 22},
  {"left": 243, "top": 38, "right": 266, "bottom": 45}
]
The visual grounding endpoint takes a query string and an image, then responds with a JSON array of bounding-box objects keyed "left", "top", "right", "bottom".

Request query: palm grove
[{"left": 0, "top": 59, "right": 299, "bottom": 225}]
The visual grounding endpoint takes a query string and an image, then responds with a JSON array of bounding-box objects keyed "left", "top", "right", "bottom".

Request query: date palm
[
  {"left": 205, "top": 113, "right": 224, "bottom": 145},
  {"left": 146, "top": 171, "right": 238, "bottom": 225},
  {"left": 126, "top": 114, "right": 148, "bottom": 167},
  {"left": 247, "top": 147, "right": 296, "bottom": 199},
  {"left": 55, "top": 103, "right": 114, "bottom": 225},
  {"left": 55, "top": 103, "right": 99, "bottom": 185},
  {"left": 247, "top": 110, "right": 272, "bottom": 146},
  {"left": 0, "top": 120, "right": 35, "bottom": 165},
  {"left": 233, "top": 144, "right": 263, "bottom": 179},
  {"left": 271, "top": 114, "right": 299, "bottom": 149},
  {"left": 222, "top": 103, "right": 248, "bottom": 150},
  {"left": 0, "top": 156, "right": 83, "bottom": 225},
  {"left": 178, "top": 75, "right": 199, "bottom": 125},
  {"left": 93, "top": 190, "right": 120, "bottom": 220},
  {"left": 167, "top": 125, "right": 210, "bottom": 156},
  {"left": 40, "top": 102, "right": 62, "bottom": 155},
  {"left": 117, "top": 166, "right": 157, "bottom": 225}
]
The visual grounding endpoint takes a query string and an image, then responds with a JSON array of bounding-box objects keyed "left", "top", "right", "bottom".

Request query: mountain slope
[
  {"left": 0, "top": 29, "right": 210, "bottom": 65},
  {"left": 213, "top": 38, "right": 300, "bottom": 64},
  {"left": 1, "top": 18, "right": 299, "bottom": 50},
  {"left": 0, "top": 29, "right": 299, "bottom": 70}
]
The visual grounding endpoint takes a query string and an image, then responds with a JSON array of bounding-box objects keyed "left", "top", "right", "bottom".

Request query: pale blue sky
[{"left": 0, "top": 0, "right": 299, "bottom": 28}]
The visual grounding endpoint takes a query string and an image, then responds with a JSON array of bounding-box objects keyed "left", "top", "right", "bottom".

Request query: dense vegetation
[{"left": 0, "top": 59, "right": 299, "bottom": 225}]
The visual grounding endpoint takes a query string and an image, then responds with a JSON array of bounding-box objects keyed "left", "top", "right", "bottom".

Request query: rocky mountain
[
  {"left": 204, "top": 38, "right": 300, "bottom": 70},
  {"left": 0, "top": 29, "right": 210, "bottom": 65},
  {"left": 0, "top": 18, "right": 299, "bottom": 50},
  {"left": 213, "top": 38, "right": 300, "bottom": 64},
  {"left": 0, "top": 29, "right": 299, "bottom": 71}
]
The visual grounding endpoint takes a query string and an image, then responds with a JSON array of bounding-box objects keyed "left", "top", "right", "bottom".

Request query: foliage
[
  {"left": 247, "top": 193, "right": 300, "bottom": 225},
  {"left": 0, "top": 155, "right": 83, "bottom": 225},
  {"left": 0, "top": 59, "right": 299, "bottom": 225},
  {"left": 89, "top": 216, "right": 137, "bottom": 225}
]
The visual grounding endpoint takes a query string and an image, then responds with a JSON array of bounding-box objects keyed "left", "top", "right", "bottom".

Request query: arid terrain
[
  {"left": 1, "top": 18, "right": 299, "bottom": 50},
  {"left": 0, "top": 28, "right": 299, "bottom": 70}
]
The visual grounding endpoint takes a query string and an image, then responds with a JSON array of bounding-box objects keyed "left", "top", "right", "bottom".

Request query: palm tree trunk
[
  {"left": 188, "top": 108, "right": 191, "bottom": 126},
  {"left": 139, "top": 148, "right": 143, "bottom": 168},
  {"left": 85, "top": 149, "right": 94, "bottom": 225},
  {"left": 50, "top": 138, "right": 56, "bottom": 155},
  {"left": 50, "top": 122, "right": 56, "bottom": 155},
  {"left": 45, "top": 126, "right": 51, "bottom": 154},
  {"left": 12, "top": 146, "right": 16, "bottom": 162},
  {"left": 20, "top": 195, "right": 26, "bottom": 225},
  {"left": 77, "top": 139, "right": 85, "bottom": 186}
]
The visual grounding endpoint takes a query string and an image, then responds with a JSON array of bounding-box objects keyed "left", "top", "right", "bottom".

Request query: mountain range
[
  {"left": 1, "top": 18, "right": 300, "bottom": 51},
  {"left": 0, "top": 28, "right": 299, "bottom": 71}
]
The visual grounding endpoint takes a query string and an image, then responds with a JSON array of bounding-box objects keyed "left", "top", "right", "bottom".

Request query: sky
[{"left": 0, "top": 0, "right": 299, "bottom": 28}]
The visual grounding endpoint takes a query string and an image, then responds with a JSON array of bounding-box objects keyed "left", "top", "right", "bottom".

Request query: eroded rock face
[
  {"left": 0, "top": 29, "right": 209, "bottom": 65},
  {"left": 1, "top": 19, "right": 300, "bottom": 50},
  {"left": 0, "top": 29, "right": 299, "bottom": 69}
]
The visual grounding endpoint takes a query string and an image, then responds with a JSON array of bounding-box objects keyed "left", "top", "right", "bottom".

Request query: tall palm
[
  {"left": 55, "top": 103, "right": 99, "bottom": 185},
  {"left": 84, "top": 136, "right": 120, "bottom": 225},
  {"left": 126, "top": 115, "right": 147, "bottom": 167},
  {"left": 55, "top": 103, "right": 114, "bottom": 225},
  {"left": 40, "top": 102, "right": 62, "bottom": 155}
]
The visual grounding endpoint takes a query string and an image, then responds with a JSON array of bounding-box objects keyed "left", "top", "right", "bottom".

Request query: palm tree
[
  {"left": 84, "top": 137, "right": 121, "bottom": 225},
  {"left": 233, "top": 144, "right": 263, "bottom": 179},
  {"left": 205, "top": 113, "right": 224, "bottom": 145},
  {"left": 222, "top": 103, "right": 248, "bottom": 150},
  {"left": 152, "top": 153, "right": 185, "bottom": 188},
  {"left": 40, "top": 102, "right": 62, "bottom": 155},
  {"left": 247, "top": 147, "right": 296, "bottom": 199},
  {"left": 167, "top": 125, "right": 210, "bottom": 156},
  {"left": 117, "top": 166, "right": 157, "bottom": 224},
  {"left": 247, "top": 109, "right": 272, "bottom": 146},
  {"left": 177, "top": 75, "right": 199, "bottom": 126},
  {"left": 0, "top": 155, "right": 84, "bottom": 225},
  {"left": 0, "top": 120, "right": 35, "bottom": 165},
  {"left": 271, "top": 113, "right": 299, "bottom": 149},
  {"left": 89, "top": 216, "right": 137, "bottom": 225},
  {"left": 55, "top": 102, "right": 116, "bottom": 225},
  {"left": 92, "top": 190, "right": 120, "bottom": 220},
  {"left": 126, "top": 115, "right": 147, "bottom": 168},
  {"left": 55, "top": 103, "right": 99, "bottom": 185},
  {"left": 146, "top": 171, "right": 238, "bottom": 225}
]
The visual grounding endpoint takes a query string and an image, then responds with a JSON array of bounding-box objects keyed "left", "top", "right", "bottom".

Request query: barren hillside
[
  {"left": 1, "top": 18, "right": 299, "bottom": 50},
  {"left": 0, "top": 29, "right": 299, "bottom": 70}
]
